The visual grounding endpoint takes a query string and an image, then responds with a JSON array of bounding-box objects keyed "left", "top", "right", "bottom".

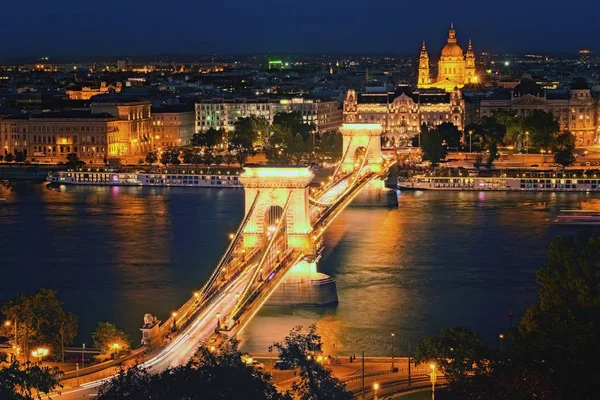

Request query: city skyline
[{"left": 1, "top": 0, "right": 599, "bottom": 58}]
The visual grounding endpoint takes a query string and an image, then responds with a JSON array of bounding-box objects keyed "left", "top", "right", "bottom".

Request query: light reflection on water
[{"left": 0, "top": 182, "right": 591, "bottom": 354}]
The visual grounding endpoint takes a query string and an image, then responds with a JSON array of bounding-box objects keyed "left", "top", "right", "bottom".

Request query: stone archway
[{"left": 339, "top": 123, "right": 383, "bottom": 174}]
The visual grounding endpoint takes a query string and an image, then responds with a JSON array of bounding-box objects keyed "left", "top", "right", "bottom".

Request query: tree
[
  {"left": 265, "top": 112, "right": 314, "bottom": 165},
  {"left": 414, "top": 326, "right": 490, "bottom": 389},
  {"left": 0, "top": 353, "right": 62, "bottom": 400},
  {"left": 0, "top": 155, "right": 3, "bottom": 162},
  {"left": 517, "top": 230, "right": 600, "bottom": 399},
  {"left": 160, "top": 149, "right": 180, "bottom": 166},
  {"left": 493, "top": 109, "right": 524, "bottom": 145},
  {"left": 98, "top": 340, "right": 287, "bottom": 400},
  {"left": 14, "top": 150, "right": 26, "bottom": 163},
  {"left": 523, "top": 110, "right": 559, "bottom": 149},
  {"left": 1, "top": 289, "right": 78, "bottom": 361},
  {"left": 92, "top": 322, "right": 130, "bottom": 361},
  {"left": 192, "top": 128, "right": 224, "bottom": 148},
  {"left": 65, "top": 153, "right": 85, "bottom": 170},
  {"left": 275, "top": 325, "right": 352, "bottom": 400},
  {"left": 145, "top": 151, "right": 158, "bottom": 165},
  {"left": 182, "top": 150, "right": 194, "bottom": 164},
  {"left": 421, "top": 127, "right": 446, "bottom": 167},
  {"left": 552, "top": 131, "right": 576, "bottom": 168},
  {"left": 436, "top": 122, "right": 462, "bottom": 150},
  {"left": 230, "top": 117, "right": 261, "bottom": 166},
  {"left": 316, "top": 132, "right": 343, "bottom": 163},
  {"left": 473, "top": 154, "right": 483, "bottom": 170},
  {"left": 5, "top": 153, "right": 15, "bottom": 162}
]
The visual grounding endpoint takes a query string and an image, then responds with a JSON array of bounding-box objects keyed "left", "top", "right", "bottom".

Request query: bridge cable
[
  {"left": 200, "top": 190, "right": 261, "bottom": 300},
  {"left": 308, "top": 136, "right": 372, "bottom": 207},
  {"left": 230, "top": 192, "right": 293, "bottom": 321}
]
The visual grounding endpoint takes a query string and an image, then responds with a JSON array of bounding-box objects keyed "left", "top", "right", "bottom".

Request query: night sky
[{"left": 1, "top": 0, "right": 598, "bottom": 57}]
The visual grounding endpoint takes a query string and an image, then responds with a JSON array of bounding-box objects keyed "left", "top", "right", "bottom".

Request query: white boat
[
  {"left": 398, "top": 175, "right": 600, "bottom": 192},
  {"left": 46, "top": 171, "right": 242, "bottom": 188}
]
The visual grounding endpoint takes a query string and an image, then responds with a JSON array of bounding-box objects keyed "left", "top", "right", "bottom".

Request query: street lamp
[
  {"left": 525, "top": 131, "right": 529, "bottom": 154},
  {"left": 391, "top": 333, "right": 395, "bottom": 371},
  {"left": 32, "top": 348, "right": 49, "bottom": 364},
  {"left": 373, "top": 382, "right": 380, "bottom": 400},
  {"left": 469, "top": 130, "right": 473, "bottom": 153},
  {"left": 499, "top": 334, "right": 504, "bottom": 353},
  {"left": 430, "top": 363, "right": 437, "bottom": 400}
]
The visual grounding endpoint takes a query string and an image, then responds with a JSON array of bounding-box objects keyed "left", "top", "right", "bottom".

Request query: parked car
[{"left": 274, "top": 360, "right": 293, "bottom": 370}]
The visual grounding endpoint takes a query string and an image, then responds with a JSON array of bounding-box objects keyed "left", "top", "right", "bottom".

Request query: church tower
[
  {"left": 418, "top": 41, "right": 430, "bottom": 87},
  {"left": 465, "top": 39, "right": 476, "bottom": 83}
]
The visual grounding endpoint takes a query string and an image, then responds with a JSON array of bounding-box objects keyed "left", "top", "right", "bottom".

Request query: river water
[{"left": 0, "top": 181, "right": 593, "bottom": 356}]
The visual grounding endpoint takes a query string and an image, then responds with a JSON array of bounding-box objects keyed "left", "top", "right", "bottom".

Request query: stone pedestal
[{"left": 267, "top": 259, "right": 338, "bottom": 306}]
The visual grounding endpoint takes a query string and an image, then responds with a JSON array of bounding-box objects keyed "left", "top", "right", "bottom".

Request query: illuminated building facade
[
  {"left": 151, "top": 105, "right": 195, "bottom": 149},
  {"left": 480, "top": 79, "right": 599, "bottom": 147},
  {"left": 418, "top": 23, "right": 477, "bottom": 92},
  {"left": 0, "top": 111, "right": 114, "bottom": 163},
  {"left": 195, "top": 97, "right": 342, "bottom": 134},
  {"left": 66, "top": 82, "right": 122, "bottom": 100},
  {"left": 91, "top": 98, "right": 152, "bottom": 158},
  {"left": 343, "top": 86, "right": 465, "bottom": 145}
]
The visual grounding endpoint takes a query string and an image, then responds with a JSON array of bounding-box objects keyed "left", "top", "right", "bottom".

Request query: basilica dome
[{"left": 441, "top": 42, "right": 464, "bottom": 58}]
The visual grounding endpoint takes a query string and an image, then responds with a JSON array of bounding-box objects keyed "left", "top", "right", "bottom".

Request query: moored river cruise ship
[
  {"left": 398, "top": 175, "right": 600, "bottom": 192},
  {"left": 47, "top": 171, "right": 242, "bottom": 188}
]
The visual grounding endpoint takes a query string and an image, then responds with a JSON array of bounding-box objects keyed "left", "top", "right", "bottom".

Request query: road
[{"left": 51, "top": 264, "right": 258, "bottom": 399}]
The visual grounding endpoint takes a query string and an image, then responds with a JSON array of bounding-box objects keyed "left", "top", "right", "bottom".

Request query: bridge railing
[
  {"left": 230, "top": 192, "right": 293, "bottom": 321},
  {"left": 200, "top": 190, "right": 261, "bottom": 300}
]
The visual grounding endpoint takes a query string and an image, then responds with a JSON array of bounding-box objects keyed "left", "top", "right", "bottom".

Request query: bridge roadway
[{"left": 52, "top": 168, "right": 381, "bottom": 398}]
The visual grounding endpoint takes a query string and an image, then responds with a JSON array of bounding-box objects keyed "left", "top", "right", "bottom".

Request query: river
[{"left": 0, "top": 181, "right": 592, "bottom": 356}]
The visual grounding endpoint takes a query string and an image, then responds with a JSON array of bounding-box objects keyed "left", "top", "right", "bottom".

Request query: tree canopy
[
  {"left": 523, "top": 110, "right": 559, "bottom": 149},
  {"left": 0, "top": 353, "right": 62, "bottom": 400},
  {"left": 98, "top": 340, "right": 287, "bottom": 400},
  {"left": 517, "top": 230, "right": 600, "bottom": 399},
  {"left": 1, "top": 289, "right": 77, "bottom": 361},
  {"left": 275, "top": 325, "right": 352, "bottom": 400},
  {"left": 552, "top": 131, "right": 576, "bottom": 168},
  {"left": 420, "top": 125, "right": 446, "bottom": 167},
  {"left": 92, "top": 322, "right": 130, "bottom": 362}
]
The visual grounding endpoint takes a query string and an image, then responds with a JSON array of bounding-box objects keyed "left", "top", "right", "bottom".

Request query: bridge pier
[{"left": 267, "top": 258, "right": 338, "bottom": 306}]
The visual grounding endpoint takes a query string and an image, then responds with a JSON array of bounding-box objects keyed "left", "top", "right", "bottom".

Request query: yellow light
[
  {"left": 194, "top": 292, "right": 200, "bottom": 298},
  {"left": 112, "top": 343, "right": 121, "bottom": 349},
  {"left": 307, "top": 355, "right": 312, "bottom": 360},
  {"left": 172, "top": 312, "right": 177, "bottom": 317},
  {"left": 373, "top": 383, "right": 380, "bottom": 390},
  {"left": 341, "top": 123, "right": 382, "bottom": 130},
  {"left": 210, "top": 346, "right": 216, "bottom": 352},
  {"left": 317, "top": 355, "right": 323, "bottom": 363},
  {"left": 229, "top": 233, "right": 235, "bottom": 240},
  {"left": 499, "top": 334, "right": 504, "bottom": 339},
  {"left": 430, "top": 363, "right": 435, "bottom": 370},
  {"left": 4, "top": 321, "right": 10, "bottom": 327}
]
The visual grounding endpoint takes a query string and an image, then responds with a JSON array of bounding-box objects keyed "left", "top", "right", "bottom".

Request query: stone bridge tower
[{"left": 339, "top": 123, "right": 383, "bottom": 174}]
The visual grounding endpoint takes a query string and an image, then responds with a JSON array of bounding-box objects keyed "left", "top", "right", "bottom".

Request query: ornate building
[
  {"left": 418, "top": 23, "right": 477, "bottom": 92},
  {"left": 343, "top": 85, "right": 465, "bottom": 145},
  {"left": 480, "top": 79, "right": 600, "bottom": 147}
]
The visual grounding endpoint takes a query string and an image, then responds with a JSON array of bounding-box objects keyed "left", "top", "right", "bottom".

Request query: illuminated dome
[{"left": 441, "top": 42, "right": 464, "bottom": 58}]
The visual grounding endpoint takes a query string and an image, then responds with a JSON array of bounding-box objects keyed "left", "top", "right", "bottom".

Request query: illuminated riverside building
[
  {"left": 151, "top": 105, "right": 195, "bottom": 149},
  {"left": 480, "top": 79, "right": 600, "bottom": 147},
  {"left": 195, "top": 97, "right": 342, "bottom": 133},
  {"left": 418, "top": 23, "right": 477, "bottom": 92},
  {"left": 343, "top": 86, "right": 465, "bottom": 145},
  {"left": 90, "top": 97, "right": 152, "bottom": 159},
  {"left": 1, "top": 97, "right": 153, "bottom": 162},
  {"left": 0, "top": 111, "right": 113, "bottom": 163}
]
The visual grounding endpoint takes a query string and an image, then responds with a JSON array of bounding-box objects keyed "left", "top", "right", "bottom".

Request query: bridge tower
[
  {"left": 339, "top": 123, "right": 383, "bottom": 174},
  {"left": 239, "top": 166, "right": 315, "bottom": 255},
  {"left": 238, "top": 165, "right": 338, "bottom": 306}
]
